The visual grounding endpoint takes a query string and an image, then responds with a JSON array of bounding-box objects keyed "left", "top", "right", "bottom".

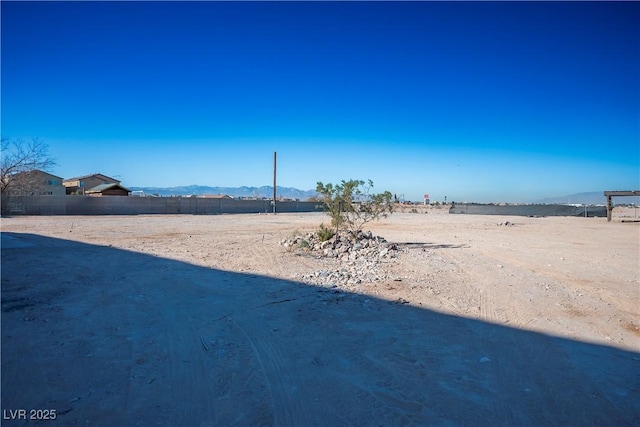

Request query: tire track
[
  {"left": 205, "top": 317, "right": 273, "bottom": 426},
  {"left": 232, "top": 317, "right": 312, "bottom": 427},
  {"left": 358, "top": 351, "right": 427, "bottom": 421},
  {"left": 459, "top": 249, "right": 541, "bottom": 330},
  {"left": 245, "top": 237, "right": 296, "bottom": 279},
  {"left": 159, "top": 287, "right": 216, "bottom": 426}
]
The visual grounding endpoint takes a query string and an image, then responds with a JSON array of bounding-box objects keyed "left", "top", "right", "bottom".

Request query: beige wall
[{"left": 7, "top": 171, "right": 65, "bottom": 196}]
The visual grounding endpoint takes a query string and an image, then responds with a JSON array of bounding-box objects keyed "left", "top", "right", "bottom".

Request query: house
[
  {"left": 5, "top": 170, "right": 65, "bottom": 196},
  {"left": 85, "top": 183, "right": 131, "bottom": 196},
  {"left": 63, "top": 173, "right": 120, "bottom": 195}
]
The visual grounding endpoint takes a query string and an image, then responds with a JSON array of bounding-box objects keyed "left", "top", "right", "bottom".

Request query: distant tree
[
  {"left": 1, "top": 137, "right": 56, "bottom": 195},
  {"left": 316, "top": 179, "right": 393, "bottom": 241}
]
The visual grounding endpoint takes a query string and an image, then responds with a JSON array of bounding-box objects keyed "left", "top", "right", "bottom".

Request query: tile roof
[{"left": 63, "top": 173, "right": 119, "bottom": 183}]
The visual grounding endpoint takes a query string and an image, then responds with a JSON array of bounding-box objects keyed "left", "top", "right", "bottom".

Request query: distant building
[
  {"left": 199, "top": 194, "right": 232, "bottom": 199},
  {"left": 85, "top": 183, "right": 131, "bottom": 196},
  {"left": 63, "top": 173, "right": 120, "bottom": 195},
  {"left": 5, "top": 169, "right": 65, "bottom": 196}
]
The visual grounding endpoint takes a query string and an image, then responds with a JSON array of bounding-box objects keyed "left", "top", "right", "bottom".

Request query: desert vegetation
[{"left": 315, "top": 179, "right": 393, "bottom": 241}]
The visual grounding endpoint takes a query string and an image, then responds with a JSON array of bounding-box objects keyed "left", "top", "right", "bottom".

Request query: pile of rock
[
  {"left": 280, "top": 230, "right": 401, "bottom": 287},
  {"left": 280, "top": 230, "right": 398, "bottom": 259}
]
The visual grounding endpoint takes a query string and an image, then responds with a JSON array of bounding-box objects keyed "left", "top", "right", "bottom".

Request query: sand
[{"left": 1, "top": 210, "right": 639, "bottom": 425}]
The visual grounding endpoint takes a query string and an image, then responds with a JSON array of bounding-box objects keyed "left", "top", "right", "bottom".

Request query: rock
[
  {"left": 479, "top": 357, "right": 491, "bottom": 363},
  {"left": 292, "top": 229, "right": 400, "bottom": 288}
]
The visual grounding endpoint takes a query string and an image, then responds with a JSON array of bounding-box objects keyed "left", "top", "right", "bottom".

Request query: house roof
[
  {"left": 200, "top": 194, "right": 232, "bottom": 199},
  {"left": 85, "top": 183, "right": 131, "bottom": 193},
  {"left": 63, "top": 173, "right": 120, "bottom": 183},
  {"left": 12, "top": 169, "right": 63, "bottom": 180}
]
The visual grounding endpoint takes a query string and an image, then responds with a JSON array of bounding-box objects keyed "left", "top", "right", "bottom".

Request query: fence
[
  {"left": 1, "top": 196, "right": 322, "bottom": 216},
  {"left": 449, "top": 204, "right": 607, "bottom": 217}
]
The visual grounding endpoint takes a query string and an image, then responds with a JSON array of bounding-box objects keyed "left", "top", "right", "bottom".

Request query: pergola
[{"left": 604, "top": 190, "right": 640, "bottom": 222}]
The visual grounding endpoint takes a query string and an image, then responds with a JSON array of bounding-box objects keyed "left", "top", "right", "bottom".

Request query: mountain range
[
  {"left": 128, "top": 186, "right": 638, "bottom": 205},
  {"left": 129, "top": 185, "right": 319, "bottom": 200},
  {"left": 535, "top": 191, "right": 639, "bottom": 205}
]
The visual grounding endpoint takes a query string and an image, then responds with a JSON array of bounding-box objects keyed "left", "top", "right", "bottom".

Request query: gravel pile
[{"left": 280, "top": 230, "right": 401, "bottom": 287}]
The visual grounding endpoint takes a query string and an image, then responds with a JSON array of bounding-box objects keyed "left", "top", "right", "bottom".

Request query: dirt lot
[{"left": 2, "top": 209, "right": 639, "bottom": 426}]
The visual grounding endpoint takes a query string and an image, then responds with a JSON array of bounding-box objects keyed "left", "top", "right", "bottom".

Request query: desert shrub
[
  {"left": 316, "top": 179, "right": 393, "bottom": 239},
  {"left": 317, "top": 223, "right": 335, "bottom": 242},
  {"left": 283, "top": 229, "right": 299, "bottom": 252},
  {"left": 283, "top": 229, "right": 313, "bottom": 252},
  {"left": 297, "top": 239, "right": 310, "bottom": 250}
]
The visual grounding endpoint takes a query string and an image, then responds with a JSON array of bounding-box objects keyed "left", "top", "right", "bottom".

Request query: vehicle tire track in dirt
[
  {"left": 163, "top": 293, "right": 216, "bottom": 426},
  {"left": 231, "top": 316, "right": 313, "bottom": 427},
  {"left": 355, "top": 350, "right": 428, "bottom": 423},
  {"left": 204, "top": 316, "right": 274, "bottom": 426},
  {"left": 478, "top": 287, "right": 498, "bottom": 325},
  {"left": 243, "top": 238, "right": 330, "bottom": 297},
  {"left": 291, "top": 302, "right": 433, "bottom": 425},
  {"left": 122, "top": 266, "right": 221, "bottom": 425},
  {"left": 457, "top": 249, "right": 541, "bottom": 331},
  {"left": 246, "top": 239, "right": 284, "bottom": 275}
]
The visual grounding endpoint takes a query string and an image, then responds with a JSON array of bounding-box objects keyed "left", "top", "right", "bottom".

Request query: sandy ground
[{"left": 1, "top": 208, "right": 639, "bottom": 426}]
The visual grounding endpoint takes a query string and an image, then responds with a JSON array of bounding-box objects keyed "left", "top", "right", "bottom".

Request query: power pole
[{"left": 273, "top": 151, "right": 277, "bottom": 214}]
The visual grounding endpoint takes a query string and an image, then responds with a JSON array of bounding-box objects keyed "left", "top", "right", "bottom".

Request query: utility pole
[{"left": 273, "top": 151, "right": 277, "bottom": 214}]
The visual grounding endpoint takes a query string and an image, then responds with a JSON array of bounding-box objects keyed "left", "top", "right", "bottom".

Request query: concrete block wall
[
  {"left": 449, "top": 204, "right": 607, "bottom": 217},
  {"left": 1, "top": 196, "right": 322, "bottom": 216}
]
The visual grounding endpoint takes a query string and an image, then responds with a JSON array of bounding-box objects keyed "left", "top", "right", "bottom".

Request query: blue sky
[{"left": 2, "top": 1, "right": 638, "bottom": 202}]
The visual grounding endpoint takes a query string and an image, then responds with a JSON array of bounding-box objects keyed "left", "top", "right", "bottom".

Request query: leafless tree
[{"left": 1, "top": 137, "right": 57, "bottom": 195}]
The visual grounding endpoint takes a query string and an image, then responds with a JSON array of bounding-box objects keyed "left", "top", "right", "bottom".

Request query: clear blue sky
[{"left": 2, "top": 1, "right": 638, "bottom": 202}]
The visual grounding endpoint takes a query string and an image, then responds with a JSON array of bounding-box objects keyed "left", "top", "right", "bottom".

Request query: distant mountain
[
  {"left": 536, "top": 191, "right": 639, "bottom": 205},
  {"left": 129, "top": 185, "right": 319, "bottom": 200}
]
